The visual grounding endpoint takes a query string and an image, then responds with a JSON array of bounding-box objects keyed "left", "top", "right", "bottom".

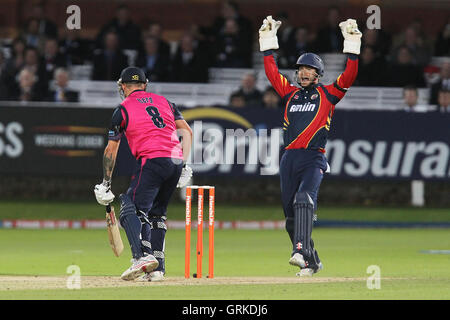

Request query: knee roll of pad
[{"left": 148, "top": 215, "right": 167, "bottom": 231}]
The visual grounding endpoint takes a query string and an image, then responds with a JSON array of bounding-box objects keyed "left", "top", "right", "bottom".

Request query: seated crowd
[{"left": 0, "top": 2, "right": 448, "bottom": 109}]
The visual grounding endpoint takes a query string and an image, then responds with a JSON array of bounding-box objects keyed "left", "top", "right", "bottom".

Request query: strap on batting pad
[
  {"left": 119, "top": 194, "right": 143, "bottom": 259},
  {"left": 143, "top": 215, "right": 167, "bottom": 272},
  {"left": 293, "top": 191, "right": 314, "bottom": 256}
]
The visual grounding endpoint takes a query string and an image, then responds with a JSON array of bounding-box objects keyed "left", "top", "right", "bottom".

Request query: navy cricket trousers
[
  {"left": 126, "top": 157, "right": 183, "bottom": 217},
  {"left": 279, "top": 149, "right": 328, "bottom": 219}
]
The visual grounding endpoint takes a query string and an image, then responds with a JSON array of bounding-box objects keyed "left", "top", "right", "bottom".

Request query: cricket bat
[{"left": 106, "top": 205, "right": 124, "bottom": 257}]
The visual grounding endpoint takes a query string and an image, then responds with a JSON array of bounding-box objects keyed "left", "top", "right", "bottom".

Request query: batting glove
[
  {"left": 339, "top": 18, "right": 362, "bottom": 55},
  {"left": 177, "top": 165, "right": 193, "bottom": 188},
  {"left": 94, "top": 180, "right": 115, "bottom": 206},
  {"left": 259, "top": 15, "right": 282, "bottom": 52}
]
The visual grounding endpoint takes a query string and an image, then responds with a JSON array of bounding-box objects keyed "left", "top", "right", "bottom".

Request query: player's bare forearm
[
  {"left": 176, "top": 119, "right": 193, "bottom": 163},
  {"left": 103, "top": 139, "right": 120, "bottom": 182}
]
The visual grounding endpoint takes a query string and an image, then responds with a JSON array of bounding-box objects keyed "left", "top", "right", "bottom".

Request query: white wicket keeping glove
[
  {"left": 177, "top": 165, "right": 193, "bottom": 188},
  {"left": 94, "top": 181, "right": 115, "bottom": 206},
  {"left": 259, "top": 15, "right": 282, "bottom": 52},
  {"left": 339, "top": 18, "right": 362, "bottom": 55}
]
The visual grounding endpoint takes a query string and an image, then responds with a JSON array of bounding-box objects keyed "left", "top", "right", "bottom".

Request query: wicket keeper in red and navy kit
[
  {"left": 94, "top": 67, "right": 193, "bottom": 281},
  {"left": 259, "top": 16, "right": 361, "bottom": 276}
]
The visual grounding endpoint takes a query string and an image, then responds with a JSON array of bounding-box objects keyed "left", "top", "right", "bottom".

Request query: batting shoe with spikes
[
  {"left": 149, "top": 271, "right": 165, "bottom": 282},
  {"left": 136, "top": 271, "right": 165, "bottom": 282},
  {"left": 120, "top": 254, "right": 159, "bottom": 281},
  {"left": 296, "top": 262, "right": 323, "bottom": 277},
  {"left": 289, "top": 252, "right": 307, "bottom": 268}
]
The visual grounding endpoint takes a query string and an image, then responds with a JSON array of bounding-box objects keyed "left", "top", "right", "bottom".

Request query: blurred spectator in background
[
  {"left": 31, "top": 3, "right": 58, "bottom": 39},
  {"left": 5, "top": 37, "right": 26, "bottom": 77},
  {"left": 59, "top": 29, "right": 89, "bottom": 65},
  {"left": 434, "top": 18, "right": 450, "bottom": 56},
  {"left": 275, "top": 12, "right": 296, "bottom": 55},
  {"left": 96, "top": 5, "right": 143, "bottom": 51},
  {"left": 46, "top": 68, "right": 78, "bottom": 103},
  {"left": 23, "top": 46, "right": 48, "bottom": 93},
  {"left": 354, "top": 46, "right": 385, "bottom": 86},
  {"left": 387, "top": 46, "right": 426, "bottom": 87},
  {"left": 435, "top": 89, "right": 450, "bottom": 112},
  {"left": 230, "top": 72, "right": 262, "bottom": 107},
  {"left": 92, "top": 31, "right": 128, "bottom": 81},
  {"left": 210, "top": 1, "right": 252, "bottom": 67},
  {"left": 171, "top": 33, "right": 208, "bottom": 83},
  {"left": 143, "top": 22, "right": 171, "bottom": 58},
  {"left": 43, "top": 38, "right": 67, "bottom": 81},
  {"left": 229, "top": 91, "right": 246, "bottom": 108},
  {"left": 361, "top": 28, "right": 392, "bottom": 57},
  {"left": 402, "top": 85, "right": 427, "bottom": 112},
  {"left": 262, "top": 86, "right": 282, "bottom": 109},
  {"left": 315, "top": 6, "right": 343, "bottom": 53},
  {"left": 214, "top": 18, "right": 248, "bottom": 68},
  {"left": 188, "top": 24, "right": 215, "bottom": 68},
  {"left": 282, "top": 26, "right": 316, "bottom": 68},
  {"left": 135, "top": 36, "right": 170, "bottom": 82},
  {"left": 11, "top": 67, "right": 43, "bottom": 101},
  {"left": 21, "top": 18, "right": 44, "bottom": 49},
  {"left": 429, "top": 60, "right": 450, "bottom": 104},
  {"left": 391, "top": 25, "right": 431, "bottom": 67},
  {"left": 0, "top": 50, "right": 11, "bottom": 100}
]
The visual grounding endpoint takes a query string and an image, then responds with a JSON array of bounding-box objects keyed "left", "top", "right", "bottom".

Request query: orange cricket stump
[
  {"left": 208, "top": 187, "right": 215, "bottom": 279},
  {"left": 185, "top": 185, "right": 215, "bottom": 279},
  {"left": 196, "top": 187, "right": 204, "bottom": 278},
  {"left": 184, "top": 187, "right": 192, "bottom": 279}
]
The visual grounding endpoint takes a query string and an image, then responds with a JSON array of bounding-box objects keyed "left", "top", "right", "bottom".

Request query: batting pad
[
  {"left": 119, "top": 194, "right": 143, "bottom": 259},
  {"left": 293, "top": 192, "right": 314, "bottom": 255}
]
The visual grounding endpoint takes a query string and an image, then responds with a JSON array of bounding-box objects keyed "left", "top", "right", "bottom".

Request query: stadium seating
[
  {"left": 58, "top": 79, "right": 431, "bottom": 110},
  {"left": 60, "top": 52, "right": 432, "bottom": 109}
]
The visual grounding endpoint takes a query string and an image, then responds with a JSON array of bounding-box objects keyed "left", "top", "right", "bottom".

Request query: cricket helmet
[
  {"left": 117, "top": 67, "right": 148, "bottom": 85},
  {"left": 117, "top": 67, "right": 148, "bottom": 100},
  {"left": 295, "top": 53, "right": 324, "bottom": 77}
]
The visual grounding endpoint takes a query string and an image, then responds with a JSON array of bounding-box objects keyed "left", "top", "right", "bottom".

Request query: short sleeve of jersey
[
  {"left": 167, "top": 100, "right": 184, "bottom": 121},
  {"left": 108, "top": 106, "right": 127, "bottom": 141}
]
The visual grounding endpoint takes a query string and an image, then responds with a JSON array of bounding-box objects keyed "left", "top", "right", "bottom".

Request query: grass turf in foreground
[
  {"left": 2, "top": 279, "right": 449, "bottom": 300},
  {"left": 0, "top": 228, "right": 449, "bottom": 299},
  {"left": 0, "top": 201, "right": 449, "bottom": 222}
]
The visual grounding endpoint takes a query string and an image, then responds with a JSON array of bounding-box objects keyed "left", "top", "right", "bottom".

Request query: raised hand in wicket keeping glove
[
  {"left": 177, "top": 164, "right": 193, "bottom": 188},
  {"left": 339, "top": 18, "right": 362, "bottom": 55},
  {"left": 94, "top": 180, "right": 115, "bottom": 206},
  {"left": 259, "top": 15, "right": 282, "bottom": 52}
]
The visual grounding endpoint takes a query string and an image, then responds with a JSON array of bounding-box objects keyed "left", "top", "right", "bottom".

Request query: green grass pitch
[{"left": 0, "top": 202, "right": 449, "bottom": 299}]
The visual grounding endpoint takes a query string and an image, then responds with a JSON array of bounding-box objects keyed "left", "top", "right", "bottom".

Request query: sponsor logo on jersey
[
  {"left": 311, "top": 93, "right": 318, "bottom": 100},
  {"left": 290, "top": 102, "right": 316, "bottom": 112}
]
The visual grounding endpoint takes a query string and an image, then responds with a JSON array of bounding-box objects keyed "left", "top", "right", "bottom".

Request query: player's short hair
[
  {"left": 53, "top": 67, "right": 68, "bottom": 79},
  {"left": 403, "top": 85, "right": 417, "bottom": 96},
  {"left": 18, "top": 67, "right": 37, "bottom": 83}
]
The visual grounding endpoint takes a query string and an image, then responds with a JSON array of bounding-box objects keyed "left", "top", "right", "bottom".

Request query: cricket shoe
[
  {"left": 120, "top": 254, "right": 159, "bottom": 281},
  {"left": 296, "top": 262, "right": 324, "bottom": 277},
  {"left": 135, "top": 271, "right": 165, "bottom": 282},
  {"left": 289, "top": 253, "right": 307, "bottom": 268}
]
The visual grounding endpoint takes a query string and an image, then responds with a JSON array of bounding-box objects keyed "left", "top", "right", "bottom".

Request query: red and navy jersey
[{"left": 263, "top": 50, "right": 358, "bottom": 152}]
